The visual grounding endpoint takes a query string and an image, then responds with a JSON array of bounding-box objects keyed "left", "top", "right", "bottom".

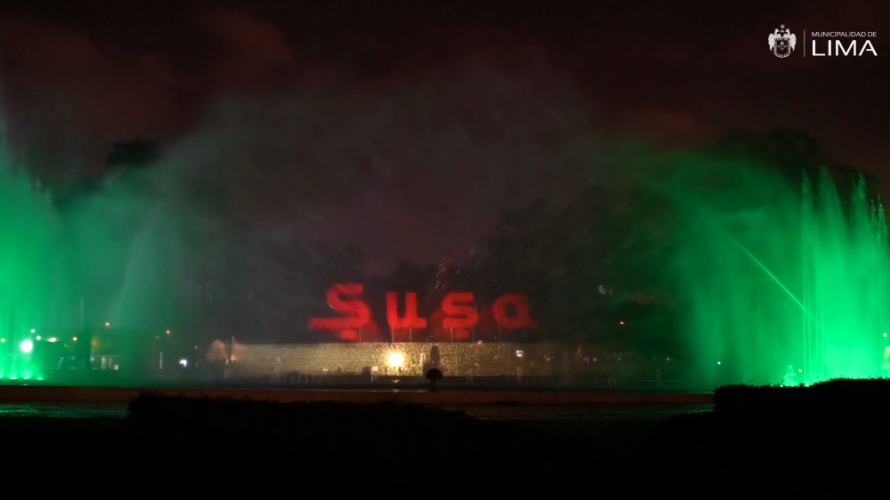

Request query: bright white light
[
  {"left": 717, "top": 361, "right": 722, "bottom": 365},
  {"left": 20, "top": 340, "right": 33, "bottom": 353},
  {"left": 47, "top": 338, "right": 57, "bottom": 343},
  {"left": 387, "top": 352, "right": 404, "bottom": 368},
  {"left": 30, "top": 329, "right": 35, "bottom": 333},
  {"left": 35, "top": 336, "right": 41, "bottom": 340},
  {"left": 179, "top": 359, "right": 188, "bottom": 367},
  {"left": 516, "top": 350, "right": 525, "bottom": 358}
]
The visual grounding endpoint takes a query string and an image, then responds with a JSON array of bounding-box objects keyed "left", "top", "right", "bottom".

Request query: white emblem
[{"left": 768, "top": 25, "right": 796, "bottom": 58}]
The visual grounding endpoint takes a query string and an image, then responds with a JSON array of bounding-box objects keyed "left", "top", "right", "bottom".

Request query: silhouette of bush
[
  {"left": 127, "top": 392, "right": 497, "bottom": 450},
  {"left": 714, "top": 378, "right": 890, "bottom": 416}
]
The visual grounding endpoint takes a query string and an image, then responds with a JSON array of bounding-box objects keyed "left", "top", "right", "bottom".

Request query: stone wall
[{"left": 228, "top": 342, "right": 570, "bottom": 378}]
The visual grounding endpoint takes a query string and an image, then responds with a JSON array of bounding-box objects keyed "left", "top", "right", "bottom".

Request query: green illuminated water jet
[
  {"left": 0, "top": 116, "right": 184, "bottom": 384},
  {"left": 0, "top": 135, "right": 74, "bottom": 381},
  {"left": 667, "top": 156, "right": 890, "bottom": 386}
]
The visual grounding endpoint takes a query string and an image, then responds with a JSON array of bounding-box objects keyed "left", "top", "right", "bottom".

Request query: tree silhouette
[{"left": 712, "top": 128, "right": 879, "bottom": 201}]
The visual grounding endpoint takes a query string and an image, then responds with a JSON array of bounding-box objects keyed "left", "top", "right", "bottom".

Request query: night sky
[{"left": 1, "top": 0, "right": 887, "bottom": 275}]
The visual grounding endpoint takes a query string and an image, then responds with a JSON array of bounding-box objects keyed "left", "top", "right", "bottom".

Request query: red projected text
[{"left": 308, "top": 284, "right": 536, "bottom": 338}]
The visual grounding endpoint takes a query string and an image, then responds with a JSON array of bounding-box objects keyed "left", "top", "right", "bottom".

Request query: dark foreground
[{"left": 3, "top": 383, "right": 887, "bottom": 492}]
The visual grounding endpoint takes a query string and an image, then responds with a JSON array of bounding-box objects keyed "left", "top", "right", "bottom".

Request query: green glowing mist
[
  {"left": 0, "top": 117, "right": 185, "bottom": 384},
  {"left": 0, "top": 137, "right": 75, "bottom": 381},
  {"left": 664, "top": 154, "right": 890, "bottom": 386}
]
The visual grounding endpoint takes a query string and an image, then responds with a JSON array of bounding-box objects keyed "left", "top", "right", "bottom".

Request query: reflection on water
[
  {"left": 0, "top": 403, "right": 127, "bottom": 418},
  {"left": 456, "top": 404, "right": 714, "bottom": 420},
  {"left": 0, "top": 402, "right": 714, "bottom": 420}
]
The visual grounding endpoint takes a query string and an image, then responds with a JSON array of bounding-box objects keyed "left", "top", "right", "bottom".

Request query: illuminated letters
[
  {"left": 308, "top": 285, "right": 536, "bottom": 338},
  {"left": 308, "top": 284, "right": 371, "bottom": 330},
  {"left": 442, "top": 292, "right": 479, "bottom": 331},
  {"left": 492, "top": 294, "right": 537, "bottom": 329},
  {"left": 386, "top": 292, "right": 427, "bottom": 329}
]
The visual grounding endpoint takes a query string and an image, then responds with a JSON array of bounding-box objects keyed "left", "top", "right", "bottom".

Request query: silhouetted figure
[
  {"left": 424, "top": 345, "right": 441, "bottom": 375},
  {"left": 426, "top": 368, "right": 443, "bottom": 392}
]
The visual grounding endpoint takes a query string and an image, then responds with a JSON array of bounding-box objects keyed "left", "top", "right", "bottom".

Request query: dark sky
[{"left": 1, "top": 0, "right": 887, "bottom": 275}]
